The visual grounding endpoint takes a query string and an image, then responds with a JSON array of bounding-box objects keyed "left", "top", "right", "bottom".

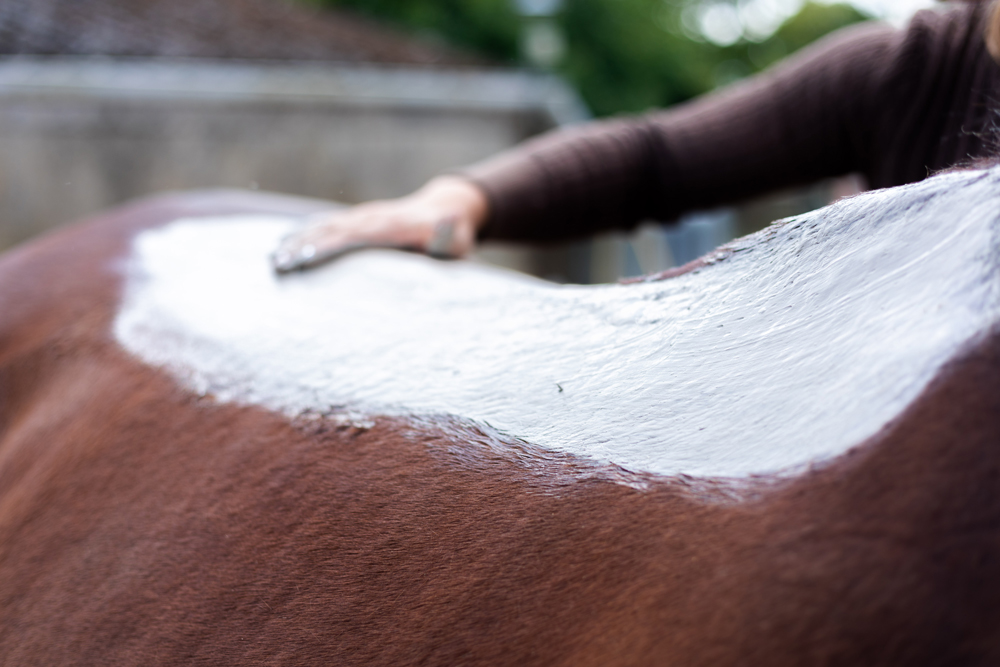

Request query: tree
[{"left": 305, "top": 0, "right": 869, "bottom": 116}]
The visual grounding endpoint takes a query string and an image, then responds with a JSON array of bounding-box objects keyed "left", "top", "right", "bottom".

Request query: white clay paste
[{"left": 114, "top": 168, "right": 1000, "bottom": 478}]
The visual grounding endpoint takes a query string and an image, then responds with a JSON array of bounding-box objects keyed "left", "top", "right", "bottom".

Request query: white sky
[
  {"left": 693, "top": 0, "right": 937, "bottom": 48},
  {"left": 840, "top": 0, "right": 936, "bottom": 25}
]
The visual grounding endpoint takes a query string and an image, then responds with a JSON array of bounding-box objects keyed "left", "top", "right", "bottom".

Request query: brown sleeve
[{"left": 461, "top": 20, "right": 904, "bottom": 243}]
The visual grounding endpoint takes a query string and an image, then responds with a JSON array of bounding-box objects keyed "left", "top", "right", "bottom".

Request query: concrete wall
[{"left": 0, "top": 58, "right": 586, "bottom": 258}]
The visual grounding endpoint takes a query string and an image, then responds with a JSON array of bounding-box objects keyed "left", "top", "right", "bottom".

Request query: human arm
[
  {"left": 275, "top": 2, "right": 995, "bottom": 268},
  {"left": 275, "top": 20, "right": 896, "bottom": 272},
  {"left": 462, "top": 20, "right": 902, "bottom": 242},
  {"left": 467, "top": 2, "right": 1000, "bottom": 242}
]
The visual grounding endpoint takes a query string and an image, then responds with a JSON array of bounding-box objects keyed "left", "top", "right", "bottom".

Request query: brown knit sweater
[{"left": 464, "top": 1, "right": 1000, "bottom": 242}]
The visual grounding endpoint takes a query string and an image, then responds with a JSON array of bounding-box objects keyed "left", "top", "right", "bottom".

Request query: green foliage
[
  {"left": 310, "top": 0, "right": 522, "bottom": 61},
  {"left": 559, "top": 0, "right": 714, "bottom": 115},
  {"left": 738, "top": 2, "right": 873, "bottom": 73},
  {"left": 306, "top": 0, "right": 870, "bottom": 117},
  {"left": 775, "top": 2, "right": 871, "bottom": 53}
]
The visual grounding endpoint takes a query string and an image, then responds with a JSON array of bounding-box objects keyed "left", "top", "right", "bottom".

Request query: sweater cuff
[{"left": 454, "top": 147, "right": 553, "bottom": 242}]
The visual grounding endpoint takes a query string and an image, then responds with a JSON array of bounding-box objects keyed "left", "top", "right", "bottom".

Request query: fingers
[
  {"left": 272, "top": 212, "right": 396, "bottom": 273},
  {"left": 270, "top": 177, "right": 488, "bottom": 274},
  {"left": 271, "top": 207, "right": 470, "bottom": 274}
]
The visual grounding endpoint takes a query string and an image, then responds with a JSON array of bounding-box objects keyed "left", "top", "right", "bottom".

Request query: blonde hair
[{"left": 988, "top": 0, "right": 1000, "bottom": 62}]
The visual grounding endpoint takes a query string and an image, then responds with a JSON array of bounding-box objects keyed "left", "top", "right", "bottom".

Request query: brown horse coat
[{"left": 1, "top": 172, "right": 999, "bottom": 665}]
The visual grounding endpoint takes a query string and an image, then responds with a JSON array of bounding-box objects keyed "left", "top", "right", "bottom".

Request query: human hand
[{"left": 272, "top": 176, "right": 489, "bottom": 273}]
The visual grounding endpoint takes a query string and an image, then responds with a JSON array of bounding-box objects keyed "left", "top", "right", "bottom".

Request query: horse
[{"left": 2, "top": 166, "right": 999, "bottom": 665}]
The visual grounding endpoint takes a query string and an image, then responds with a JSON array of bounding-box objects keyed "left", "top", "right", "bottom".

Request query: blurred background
[{"left": 0, "top": 0, "right": 932, "bottom": 282}]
